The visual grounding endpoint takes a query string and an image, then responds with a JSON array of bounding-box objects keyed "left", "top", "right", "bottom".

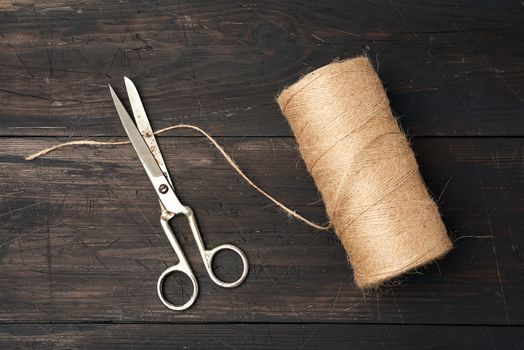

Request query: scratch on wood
[
  {"left": 300, "top": 325, "right": 319, "bottom": 349},
  {"left": 391, "top": 290, "right": 404, "bottom": 324},
  {"left": 476, "top": 164, "right": 510, "bottom": 325},
  {"left": 212, "top": 336, "right": 237, "bottom": 350},
  {"left": 329, "top": 284, "right": 341, "bottom": 314}
]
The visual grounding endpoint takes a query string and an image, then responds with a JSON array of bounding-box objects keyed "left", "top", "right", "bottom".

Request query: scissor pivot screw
[{"left": 159, "top": 184, "right": 169, "bottom": 194}]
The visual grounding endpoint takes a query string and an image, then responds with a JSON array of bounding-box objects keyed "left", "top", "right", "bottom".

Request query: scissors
[{"left": 108, "top": 77, "right": 249, "bottom": 311}]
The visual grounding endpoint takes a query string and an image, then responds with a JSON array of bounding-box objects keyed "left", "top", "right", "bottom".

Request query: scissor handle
[
  {"left": 157, "top": 214, "right": 199, "bottom": 311},
  {"left": 202, "top": 243, "right": 249, "bottom": 288},
  {"left": 156, "top": 261, "right": 199, "bottom": 311},
  {"left": 184, "top": 206, "right": 249, "bottom": 288},
  {"left": 156, "top": 207, "right": 249, "bottom": 311}
]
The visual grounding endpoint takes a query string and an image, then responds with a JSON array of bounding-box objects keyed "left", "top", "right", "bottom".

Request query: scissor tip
[{"left": 108, "top": 84, "right": 117, "bottom": 97}]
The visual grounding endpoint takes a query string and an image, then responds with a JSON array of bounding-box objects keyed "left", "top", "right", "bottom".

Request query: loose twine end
[{"left": 25, "top": 124, "right": 330, "bottom": 232}]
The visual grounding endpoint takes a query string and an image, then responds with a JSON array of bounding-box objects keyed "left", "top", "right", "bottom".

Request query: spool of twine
[{"left": 277, "top": 57, "right": 452, "bottom": 288}]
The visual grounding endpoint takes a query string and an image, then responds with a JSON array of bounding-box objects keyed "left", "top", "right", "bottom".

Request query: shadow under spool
[{"left": 277, "top": 57, "right": 452, "bottom": 288}]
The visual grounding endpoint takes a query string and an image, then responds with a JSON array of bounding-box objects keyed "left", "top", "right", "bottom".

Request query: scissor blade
[
  {"left": 124, "top": 77, "right": 148, "bottom": 129},
  {"left": 124, "top": 77, "right": 173, "bottom": 185},
  {"left": 109, "top": 84, "right": 167, "bottom": 187}
]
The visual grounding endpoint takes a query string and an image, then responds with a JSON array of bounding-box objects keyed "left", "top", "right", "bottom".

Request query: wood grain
[
  {"left": 1, "top": 0, "right": 523, "bottom": 347},
  {"left": 0, "top": 0, "right": 523, "bottom": 137},
  {"left": 0, "top": 324, "right": 522, "bottom": 350},
  {"left": 0, "top": 137, "right": 522, "bottom": 324}
]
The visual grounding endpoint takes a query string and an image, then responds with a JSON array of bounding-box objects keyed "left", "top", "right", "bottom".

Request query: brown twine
[
  {"left": 277, "top": 57, "right": 452, "bottom": 288},
  {"left": 25, "top": 124, "right": 329, "bottom": 231}
]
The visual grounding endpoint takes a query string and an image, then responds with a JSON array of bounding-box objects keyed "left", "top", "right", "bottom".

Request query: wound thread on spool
[{"left": 277, "top": 57, "right": 452, "bottom": 288}]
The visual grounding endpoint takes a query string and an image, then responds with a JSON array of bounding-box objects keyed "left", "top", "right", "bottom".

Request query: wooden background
[{"left": 0, "top": 0, "right": 523, "bottom": 348}]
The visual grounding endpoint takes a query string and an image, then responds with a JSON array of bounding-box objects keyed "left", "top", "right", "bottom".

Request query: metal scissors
[{"left": 108, "top": 77, "right": 249, "bottom": 311}]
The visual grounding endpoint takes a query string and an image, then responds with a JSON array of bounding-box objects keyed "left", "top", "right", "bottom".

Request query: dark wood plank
[
  {"left": 0, "top": 324, "right": 522, "bottom": 349},
  {"left": 0, "top": 0, "right": 523, "bottom": 137},
  {"left": 0, "top": 137, "right": 522, "bottom": 324}
]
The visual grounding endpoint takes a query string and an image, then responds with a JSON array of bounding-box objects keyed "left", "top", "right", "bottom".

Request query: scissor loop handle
[
  {"left": 203, "top": 243, "right": 249, "bottom": 288},
  {"left": 157, "top": 206, "right": 249, "bottom": 311},
  {"left": 157, "top": 213, "right": 199, "bottom": 311},
  {"left": 183, "top": 206, "right": 249, "bottom": 289},
  {"left": 156, "top": 262, "right": 199, "bottom": 311}
]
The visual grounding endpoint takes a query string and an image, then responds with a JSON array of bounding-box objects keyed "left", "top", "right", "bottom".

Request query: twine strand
[{"left": 25, "top": 124, "right": 330, "bottom": 231}]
